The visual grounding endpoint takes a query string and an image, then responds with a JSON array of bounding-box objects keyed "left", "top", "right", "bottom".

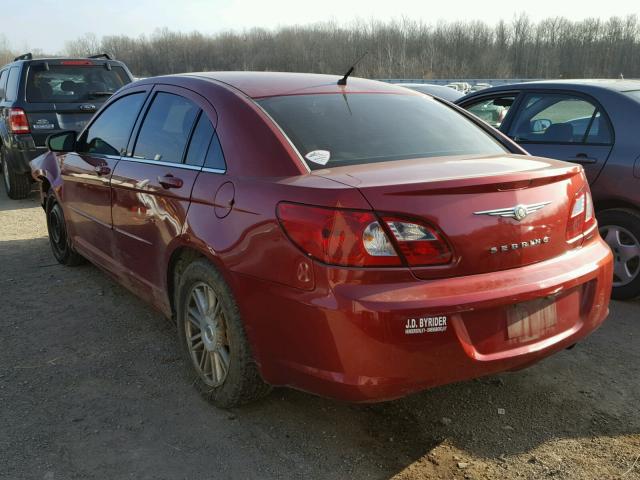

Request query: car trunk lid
[
  {"left": 25, "top": 103, "right": 99, "bottom": 147},
  {"left": 314, "top": 154, "right": 586, "bottom": 279}
]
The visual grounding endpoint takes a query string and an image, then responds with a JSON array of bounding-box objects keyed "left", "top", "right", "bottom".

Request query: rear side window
[
  {"left": 26, "top": 64, "right": 130, "bottom": 103},
  {"left": 258, "top": 93, "right": 507, "bottom": 170},
  {"left": 79, "top": 92, "right": 146, "bottom": 156},
  {"left": 0, "top": 70, "right": 8, "bottom": 100},
  {"left": 508, "top": 93, "right": 612, "bottom": 145},
  {"left": 185, "top": 113, "right": 214, "bottom": 166},
  {"left": 204, "top": 134, "right": 226, "bottom": 171},
  {"left": 5, "top": 67, "right": 20, "bottom": 102},
  {"left": 133, "top": 92, "right": 199, "bottom": 164}
]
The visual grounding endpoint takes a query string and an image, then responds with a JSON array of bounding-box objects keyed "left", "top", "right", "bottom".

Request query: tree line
[{"left": 4, "top": 15, "right": 640, "bottom": 79}]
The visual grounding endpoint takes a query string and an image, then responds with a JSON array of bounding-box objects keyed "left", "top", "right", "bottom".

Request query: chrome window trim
[
  {"left": 118, "top": 155, "right": 227, "bottom": 174},
  {"left": 119, "top": 156, "right": 203, "bottom": 171},
  {"left": 202, "top": 167, "right": 226, "bottom": 174}
]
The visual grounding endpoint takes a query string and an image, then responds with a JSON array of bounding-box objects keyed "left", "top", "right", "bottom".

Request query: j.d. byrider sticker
[{"left": 404, "top": 316, "right": 448, "bottom": 335}]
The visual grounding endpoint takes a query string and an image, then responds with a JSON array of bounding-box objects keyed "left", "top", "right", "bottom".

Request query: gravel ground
[{"left": 1, "top": 187, "right": 639, "bottom": 480}]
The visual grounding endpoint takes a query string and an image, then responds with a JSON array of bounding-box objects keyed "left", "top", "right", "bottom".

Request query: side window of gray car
[
  {"left": 0, "top": 70, "right": 8, "bottom": 100},
  {"left": 508, "top": 93, "right": 612, "bottom": 145},
  {"left": 5, "top": 67, "right": 20, "bottom": 102}
]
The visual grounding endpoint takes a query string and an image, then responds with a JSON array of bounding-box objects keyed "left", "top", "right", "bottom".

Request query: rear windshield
[
  {"left": 258, "top": 93, "right": 507, "bottom": 169},
  {"left": 26, "top": 64, "right": 130, "bottom": 103}
]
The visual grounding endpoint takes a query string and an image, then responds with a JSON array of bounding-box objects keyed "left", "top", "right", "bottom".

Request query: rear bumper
[
  {"left": 4, "top": 134, "right": 46, "bottom": 174},
  {"left": 235, "top": 238, "right": 613, "bottom": 402}
]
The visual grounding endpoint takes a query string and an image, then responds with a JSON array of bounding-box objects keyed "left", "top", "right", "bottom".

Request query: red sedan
[{"left": 31, "top": 72, "right": 613, "bottom": 407}]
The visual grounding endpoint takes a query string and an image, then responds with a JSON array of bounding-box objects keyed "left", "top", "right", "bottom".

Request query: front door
[
  {"left": 61, "top": 89, "right": 149, "bottom": 265},
  {"left": 110, "top": 85, "right": 217, "bottom": 306}
]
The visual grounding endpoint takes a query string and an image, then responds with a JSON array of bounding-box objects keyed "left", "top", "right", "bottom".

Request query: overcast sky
[{"left": 3, "top": 0, "right": 639, "bottom": 53}]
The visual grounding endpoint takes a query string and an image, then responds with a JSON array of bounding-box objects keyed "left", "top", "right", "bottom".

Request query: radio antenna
[{"left": 337, "top": 51, "right": 368, "bottom": 86}]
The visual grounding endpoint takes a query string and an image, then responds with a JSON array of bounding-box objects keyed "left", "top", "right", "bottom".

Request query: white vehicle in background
[
  {"left": 445, "top": 82, "right": 472, "bottom": 93},
  {"left": 469, "top": 82, "right": 492, "bottom": 92}
]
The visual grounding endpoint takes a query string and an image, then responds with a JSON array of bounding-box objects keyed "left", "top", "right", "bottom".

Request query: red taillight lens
[
  {"left": 9, "top": 108, "right": 30, "bottom": 133},
  {"left": 382, "top": 217, "right": 453, "bottom": 266},
  {"left": 566, "top": 189, "right": 597, "bottom": 243},
  {"left": 277, "top": 203, "right": 454, "bottom": 268},
  {"left": 277, "top": 203, "right": 401, "bottom": 267}
]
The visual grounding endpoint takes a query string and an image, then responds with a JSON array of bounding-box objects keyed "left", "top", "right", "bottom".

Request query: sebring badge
[
  {"left": 490, "top": 236, "right": 550, "bottom": 254},
  {"left": 474, "top": 201, "right": 552, "bottom": 221}
]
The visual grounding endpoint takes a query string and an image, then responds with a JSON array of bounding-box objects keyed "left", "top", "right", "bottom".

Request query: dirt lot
[{"left": 0, "top": 187, "right": 638, "bottom": 480}]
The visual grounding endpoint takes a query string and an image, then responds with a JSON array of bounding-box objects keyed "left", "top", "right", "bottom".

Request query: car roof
[
  {"left": 182, "top": 71, "right": 410, "bottom": 99},
  {"left": 466, "top": 79, "right": 640, "bottom": 95}
]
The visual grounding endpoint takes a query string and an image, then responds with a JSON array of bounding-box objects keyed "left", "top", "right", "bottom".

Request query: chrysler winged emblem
[{"left": 473, "top": 201, "right": 551, "bottom": 221}]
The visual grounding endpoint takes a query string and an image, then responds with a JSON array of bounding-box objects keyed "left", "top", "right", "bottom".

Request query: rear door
[
  {"left": 61, "top": 88, "right": 149, "bottom": 265},
  {"left": 24, "top": 60, "right": 131, "bottom": 147},
  {"left": 110, "top": 85, "right": 217, "bottom": 302},
  {"left": 505, "top": 92, "right": 614, "bottom": 183}
]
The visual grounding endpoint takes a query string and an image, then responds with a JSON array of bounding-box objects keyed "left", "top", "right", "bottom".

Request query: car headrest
[
  {"left": 61, "top": 81, "right": 77, "bottom": 92},
  {"left": 542, "top": 123, "right": 573, "bottom": 142}
]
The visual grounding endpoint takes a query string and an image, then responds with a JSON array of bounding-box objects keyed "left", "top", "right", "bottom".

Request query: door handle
[
  {"left": 94, "top": 165, "right": 111, "bottom": 176},
  {"left": 570, "top": 153, "right": 597, "bottom": 164},
  {"left": 158, "top": 174, "right": 183, "bottom": 189}
]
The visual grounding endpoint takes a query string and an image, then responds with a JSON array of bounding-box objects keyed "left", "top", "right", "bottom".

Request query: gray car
[
  {"left": 458, "top": 80, "right": 640, "bottom": 299},
  {"left": 394, "top": 83, "right": 464, "bottom": 102}
]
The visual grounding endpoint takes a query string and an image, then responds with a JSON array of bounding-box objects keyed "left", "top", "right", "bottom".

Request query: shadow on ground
[{"left": 1, "top": 226, "right": 638, "bottom": 478}]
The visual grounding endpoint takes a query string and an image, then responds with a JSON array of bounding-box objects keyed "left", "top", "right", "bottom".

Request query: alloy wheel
[
  {"left": 600, "top": 225, "right": 640, "bottom": 287},
  {"left": 184, "top": 282, "right": 231, "bottom": 387}
]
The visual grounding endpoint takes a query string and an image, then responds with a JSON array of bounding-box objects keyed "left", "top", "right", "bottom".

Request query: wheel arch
[
  {"left": 165, "top": 241, "right": 229, "bottom": 321},
  {"left": 595, "top": 197, "right": 640, "bottom": 216}
]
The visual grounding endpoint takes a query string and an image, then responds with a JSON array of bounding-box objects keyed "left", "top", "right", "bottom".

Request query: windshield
[
  {"left": 26, "top": 64, "right": 131, "bottom": 103},
  {"left": 258, "top": 93, "right": 507, "bottom": 170}
]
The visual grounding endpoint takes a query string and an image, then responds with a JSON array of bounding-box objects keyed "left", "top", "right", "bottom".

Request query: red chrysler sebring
[{"left": 31, "top": 72, "right": 613, "bottom": 407}]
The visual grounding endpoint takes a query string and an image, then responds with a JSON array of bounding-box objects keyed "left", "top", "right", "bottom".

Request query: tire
[
  {"left": 598, "top": 208, "right": 640, "bottom": 300},
  {"left": 176, "top": 259, "right": 271, "bottom": 408},
  {"left": 1, "top": 146, "right": 31, "bottom": 200},
  {"left": 46, "top": 197, "right": 85, "bottom": 266}
]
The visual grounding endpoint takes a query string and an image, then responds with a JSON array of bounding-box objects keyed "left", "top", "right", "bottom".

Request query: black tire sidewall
[
  {"left": 1, "top": 146, "right": 31, "bottom": 200},
  {"left": 176, "top": 259, "right": 268, "bottom": 408},
  {"left": 46, "top": 198, "right": 78, "bottom": 265},
  {"left": 598, "top": 208, "right": 640, "bottom": 300}
]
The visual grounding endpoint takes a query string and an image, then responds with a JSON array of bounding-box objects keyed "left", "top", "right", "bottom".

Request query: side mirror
[
  {"left": 531, "top": 119, "right": 552, "bottom": 133},
  {"left": 47, "top": 130, "right": 77, "bottom": 152}
]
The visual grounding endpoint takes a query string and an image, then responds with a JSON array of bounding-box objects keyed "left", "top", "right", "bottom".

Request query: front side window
[
  {"left": 79, "top": 92, "right": 146, "bottom": 156},
  {"left": 508, "top": 93, "right": 612, "bottom": 144},
  {"left": 26, "top": 65, "right": 130, "bottom": 103},
  {"left": 465, "top": 96, "right": 515, "bottom": 128},
  {"left": 258, "top": 93, "right": 507, "bottom": 170},
  {"left": 133, "top": 92, "right": 199, "bottom": 164}
]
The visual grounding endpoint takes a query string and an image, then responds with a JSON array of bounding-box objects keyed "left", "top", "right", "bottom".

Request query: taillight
[
  {"left": 8, "top": 108, "right": 30, "bottom": 133},
  {"left": 277, "top": 203, "right": 400, "bottom": 267},
  {"left": 382, "top": 217, "right": 453, "bottom": 266},
  {"left": 277, "top": 202, "right": 453, "bottom": 267},
  {"left": 566, "top": 188, "right": 597, "bottom": 243}
]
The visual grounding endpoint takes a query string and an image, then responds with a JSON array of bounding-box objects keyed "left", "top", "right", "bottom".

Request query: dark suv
[{"left": 0, "top": 53, "right": 133, "bottom": 199}]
